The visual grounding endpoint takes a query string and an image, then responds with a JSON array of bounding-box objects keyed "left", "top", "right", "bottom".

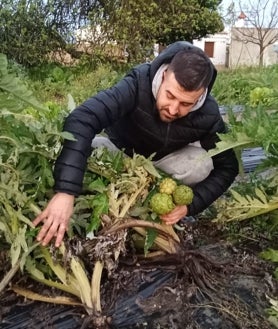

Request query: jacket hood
[{"left": 150, "top": 41, "right": 217, "bottom": 93}]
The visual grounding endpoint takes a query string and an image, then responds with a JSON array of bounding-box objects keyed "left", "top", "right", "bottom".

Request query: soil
[{"left": 0, "top": 219, "right": 277, "bottom": 329}]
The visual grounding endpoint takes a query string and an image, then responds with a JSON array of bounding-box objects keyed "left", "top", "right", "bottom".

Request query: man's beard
[{"left": 158, "top": 107, "right": 179, "bottom": 122}]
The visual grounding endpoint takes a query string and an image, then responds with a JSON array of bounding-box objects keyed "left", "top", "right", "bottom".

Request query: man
[{"left": 33, "top": 41, "right": 239, "bottom": 247}]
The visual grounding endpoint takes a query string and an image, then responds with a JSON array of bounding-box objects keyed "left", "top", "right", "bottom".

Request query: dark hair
[{"left": 168, "top": 47, "right": 214, "bottom": 91}]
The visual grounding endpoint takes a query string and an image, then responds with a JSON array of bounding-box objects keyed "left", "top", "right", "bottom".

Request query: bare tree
[{"left": 233, "top": 0, "right": 278, "bottom": 66}]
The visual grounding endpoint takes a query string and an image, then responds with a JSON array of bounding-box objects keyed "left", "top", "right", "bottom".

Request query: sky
[
  {"left": 219, "top": 0, "right": 274, "bottom": 15},
  {"left": 219, "top": 0, "right": 244, "bottom": 15},
  {"left": 218, "top": 0, "right": 276, "bottom": 27}
]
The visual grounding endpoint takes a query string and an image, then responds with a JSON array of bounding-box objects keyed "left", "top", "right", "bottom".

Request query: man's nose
[{"left": 168, "top": 101, "right": 179, "bottom": 115}]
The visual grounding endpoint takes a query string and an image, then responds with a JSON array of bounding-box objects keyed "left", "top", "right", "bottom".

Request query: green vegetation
[
  {"left": 212, "top": 64, "right": 278, "bottom": 106},
  {"left": 0, "top": 0, "right": 223, "bottom": 65},
  {"left": 28, "top": 63, "right": 126, "bottom": 106},
  {"left": 210, "top": 65, "right": 278, "bottom": 322},
  {"left": 0, "top": 59, "right": 180, "bottom": 319}
]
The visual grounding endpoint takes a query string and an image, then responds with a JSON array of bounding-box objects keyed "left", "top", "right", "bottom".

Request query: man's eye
[{"left": 167, "top": 92, "right": 174, "bottom": 99}]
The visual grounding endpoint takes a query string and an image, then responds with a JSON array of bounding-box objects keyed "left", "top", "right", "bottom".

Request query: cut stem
[{"left": 91, "top": 260, "right": 104, "bottom": 313}]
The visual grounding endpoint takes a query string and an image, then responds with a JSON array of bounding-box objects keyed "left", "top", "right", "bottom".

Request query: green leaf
[
  {"left": 67, "top": 93, "right": 76, "bottom": 112},
  {"left": 143, "top": 160, "right": 161, "bottom": 178},
  {"left": 88, "top": 177, "right": 107, "bottom": 193},
  {"left": 87, "top": 193, "right": 109, "bottom": 233},
  {"left": 208, "top": 132, "right": 254, "bottom": 157},
  {"left": 10, "top": 228, "right": 26, "bottom": 267},
  {"left": 260, "top": 249, "right": 278, "bottom": 262},
  {"left": 0, "top": 221, "right": 6, "bottom": 232},
  {"left": 255, "top": 188, "right": 268, "bottom": 204},
  {"left": 213, "top": 188, "right": 278, "bottom": 222},
  {"left": 144, "top": 227, "right": 158, "bottom": 255},
  {"left": 0, "top": 54, "right": 46, "bottom": 112},
  {"left": 129, "top": 205, "right": 150, "bottom": 219},
  {"left": 61, "top": 131, "right": 76, "bottom": 141},
  {"left": 111, "top": 149, "right": 125, "bottom": 173}
]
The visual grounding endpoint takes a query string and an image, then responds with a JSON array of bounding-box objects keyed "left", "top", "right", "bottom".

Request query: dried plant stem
[
  {"left": 103, "top": 218, "right": 180, "bottom": 254},
  {"left": 91, "top": 260, "right": 104, "bottom": 313},
  {"left": 0, "top": 260, "right": 20, "bottom": 294}
]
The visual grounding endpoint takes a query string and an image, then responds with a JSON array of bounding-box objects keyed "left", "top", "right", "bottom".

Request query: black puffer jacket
[{"left": 54, "top": 41, "right": 238, "bottom": 215}]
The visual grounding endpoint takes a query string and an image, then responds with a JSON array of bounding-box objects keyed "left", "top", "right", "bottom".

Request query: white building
[
  {"left": 193, "top": 11, "right": 278, "bottom": 68},
  {"left": 193, "top": 31, "right": 230, "bottom": 69}
]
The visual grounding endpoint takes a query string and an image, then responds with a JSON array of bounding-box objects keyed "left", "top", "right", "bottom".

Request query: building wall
[
  {"left": 229, "top": 27, "right": 278, "bottom": 67},
  {"left": 194, "top": 26, "right": 278, "bottom": 69},
  {"left": 193, "top": 33, "right": 229, "bottom": 69}
]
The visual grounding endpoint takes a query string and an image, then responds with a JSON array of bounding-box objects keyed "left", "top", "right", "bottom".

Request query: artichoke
[
  {"left": 149, "top": 192, "right": 175, "bottom": 215},
  {"left": 159, "top": 177, "right": 177, "bottom": 195},
  {"left": 172, "top": 185, "right": 193, "bottom": 205}
]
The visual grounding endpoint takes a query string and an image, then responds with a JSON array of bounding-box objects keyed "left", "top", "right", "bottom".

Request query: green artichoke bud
[
  {"left": 159, "top": 177, "right": 177, "bottom": 195},
  {"left": 149, "top": 193, "right": 175, "bottom": 215},
  {"left": 172, "top": 185, "right": 193, "bottom": 205}
]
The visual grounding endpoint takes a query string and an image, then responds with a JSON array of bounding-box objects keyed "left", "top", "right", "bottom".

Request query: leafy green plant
[
  {"left": 260, "top": 248, "right": 278, "bottom": 328},
  {"left": 0, "top": 53, "right": 182, "bottom": 322},
  {"left": 249, "top": 87, "right": 274, "bottom": 107},
  {"left": 0, "top": 53, "right": 71, "bottom": 292},
  {"left": 209, "top": 103, "right": 278, "bottom": 173},
  {"left": 210, "top": 67, "right": 278, "bottom": 323},
  {"left": 266, "top": 296, "right": 278, "bottom": 328},
  {"left": 8, "top": 146, "right": 182, "bottom": 325},
  {"left": 260, "top": 248, "right": 278, "bottom": 279},
  {"left": 213, "top": 65, "right": 278, "bottom": 106},
  {"left": 209, "top": 73, "right": 278, "bottom": 225},
  {"left": 212, "top": 185, "right": 278, "bottom": 223}
]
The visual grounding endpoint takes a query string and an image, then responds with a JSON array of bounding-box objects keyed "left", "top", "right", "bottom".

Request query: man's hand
[
  {"left": 33, "top": 192, "right": 75, "bottom": 247},
  {"left": 160, "top": 205, "right": 188, "bottom": 225}
]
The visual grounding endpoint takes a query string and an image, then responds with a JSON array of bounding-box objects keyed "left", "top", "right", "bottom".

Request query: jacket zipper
[{"left": 163, "top": 123, "right": 171, "bottom": 149}]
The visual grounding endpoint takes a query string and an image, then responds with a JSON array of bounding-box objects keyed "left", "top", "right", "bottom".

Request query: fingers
[
  {"left": 35, "top": 216, "right": 67, "bottom": 247},
  {"left": 161, "top": 215, "right": 180, "bottom": 225},
  {"left": 162, "top": 217, "right": 180, "bottom": 225},
  {"left": 54, "top": 223, "right": 68, "bottom": 247},
  {"left": 160, "top": 205, "right": 188, "bottom": 225},
  {"left": 36, "top": 216, "right": 58, "bottom": 246},
  {"left": 32, "top": 193, "right": 74, "bottom": 247},
  {"left": 32, "top": 212, "right": 46, "bottom": 226}
]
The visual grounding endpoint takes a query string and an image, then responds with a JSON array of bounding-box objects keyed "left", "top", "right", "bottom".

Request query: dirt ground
[{"left": 0, "top": 218, "right": 277, "bottom": 329}]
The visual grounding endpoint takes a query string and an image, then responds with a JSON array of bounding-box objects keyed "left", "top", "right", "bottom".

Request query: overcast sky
[
  {"left": 219, "top": 0, "right": 242, "bottom": 13},
  {"left": 219, "top": 0, "right": 277, "bottom": 27}
]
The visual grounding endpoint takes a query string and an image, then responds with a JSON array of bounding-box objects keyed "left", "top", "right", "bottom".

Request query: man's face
[{"left": 156, "top": 70, "right": 205, "bottom": 123}]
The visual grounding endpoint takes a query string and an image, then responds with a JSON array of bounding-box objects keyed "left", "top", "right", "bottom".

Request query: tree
[
  {"left": 0, "top": 0, "right": 224, "bottom": 66},
  {"left": 233, "top": 0, "right": 278, "bottom": 66},
  {"left": 91, "top": 0, "right": 224, "bottom": 62},
  {"left": 219, "top": 1, "right": 237, "bottom": 28},
  {"left": 0, "top": 0, "right": 101, "bottom": 66},
  {"left": 154, "top": 0, "right": 224, "bottom": 45}
]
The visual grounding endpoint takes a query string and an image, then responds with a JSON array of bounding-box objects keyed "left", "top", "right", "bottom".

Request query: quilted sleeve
[{"left": 53, "top": 70, "right": 138, "bottom": 195}]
